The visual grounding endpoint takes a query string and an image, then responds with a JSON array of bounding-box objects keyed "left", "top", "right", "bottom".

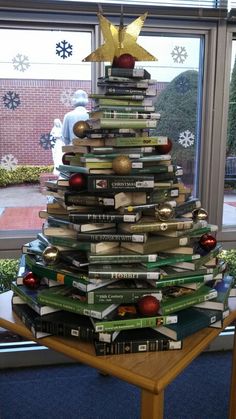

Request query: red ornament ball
[
  {"left": 155, "top": 138, "right": 172, "bottom": 155},
  {"left": 137, "top": 295, "right": 160, "bottom": 316},
  {"left": 23, "top": 272, "right": 40, "bottom": 290},
  {"left": 199, "top": 234, "right": 217, "bottom": 252},
  {"left": 69, "top": 173, "right": 86, "bottom": 190},
  {"left": 116, "top": 54, "right": 136, "bottom": 69},
  {"left": 62, "top": 152, "right": 75, "bottom": 165}
]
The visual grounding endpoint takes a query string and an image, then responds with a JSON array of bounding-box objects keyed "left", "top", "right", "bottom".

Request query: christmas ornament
[
  {"left": 199, "top": 234, "right": 217, "bottom": 252},
  {"left": 155, "top": 202, "right": 174, "bottom": 221},
  {"left": 23, "top": 272, "right": 40, "bottom": 290},
  {"left": 62, "top": 152, "right": 75, "bottom": 165},
  {"left": 83, "top": 12, "right": 157, "bottom": 64},
  {"left": 137, "top": 295, "right": 160, "bottom": 316},
  {"left": 73, "top": 121, "right": 90, "bottom": 138},
  {"left": 156, "top": 138, "right": 172, "bottom": 155},
  {"left": 69, "top": 173, "right": 86, "bottom": 189},
  {"left": 116, "top": 53, "right": 135, "bottom": 69},
  {"left": 192, "top": 207, "right": 208, "bottom": 221},
  {"left": 112, "top": 155, "right": 132, "bottom": 175},
  {"left": 42, "top": 246, "right": 60, "bottom": 265}
]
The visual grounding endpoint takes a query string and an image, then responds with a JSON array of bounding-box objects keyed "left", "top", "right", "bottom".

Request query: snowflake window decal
[
  {"left": 12, "top": 54, "right": 30, "bottom": 72},
  {"left": 39, "top": 133, "right": 56, "bottom": 150},
  {"left": 175, "top": 75, "right": 191, "bottom": 94},
  {"left": 178, "top": 130, "right": 195, "bottom": 148},
  {"left": 0, "top": 154, "right": 18, "bottom": 171},
  {"left": 60, "top": 89, "right": 74, "bottom": 107},
  {"left": 2, "top": 91, "right": 21, "bottom": 110},
  {"left": 171, "top": 46, "right": 188, "bottom": 64},
  {"left": 56, "top": 40, "right": 73, "bottom": 59}
]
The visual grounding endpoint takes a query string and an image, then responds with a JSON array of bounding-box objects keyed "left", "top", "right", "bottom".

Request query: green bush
[
  {"left": 0, "top": 259, "right": 19, "bottom": 293},
  {"left": 0, "top": 165, "right": 53, "bottom": 187},
  {"left": 220, "top": 249, "right": 236, "bottom": 278}
]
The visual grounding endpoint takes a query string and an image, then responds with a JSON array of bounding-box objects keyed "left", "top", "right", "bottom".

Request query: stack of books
[{"left": 11, "top": 64, "right": 234, "bottom": 356}]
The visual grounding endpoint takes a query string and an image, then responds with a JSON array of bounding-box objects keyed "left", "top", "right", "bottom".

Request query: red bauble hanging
[
  {"left": 155, "top": 138, "right": 173, "bottom": 155},
  {"left": 69, "top": 173, "right": 86, "bottom": 190},
  {"left": 23, "top": 271, "right": 40, "bottom": 289},
  {"left": 199, "top": 234, "right": 217, "bottom": 252},
  {"left": 62, "top": 152, "right": 75, "bottom": 165},
  {"left": 116, "top": 54, "right": 136, "bottom": 69},
  {"left": 137, "top": 295, "right": 160, "bottom": 316}
]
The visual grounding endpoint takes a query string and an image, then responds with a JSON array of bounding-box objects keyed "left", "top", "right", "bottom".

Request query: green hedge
[
  {"left": 0, "top": 259, "right": 19, "bottom": 293},
  {"left": 0, "top": 165, "right": 53, "bottom": 187},
  {"left": 220, "top": 249, "right": 236, "bottom": 278}
]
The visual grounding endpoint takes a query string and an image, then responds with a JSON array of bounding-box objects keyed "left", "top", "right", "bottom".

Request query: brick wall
[{"left": 0, "top": 79, "right": 91, "bottom": 165}]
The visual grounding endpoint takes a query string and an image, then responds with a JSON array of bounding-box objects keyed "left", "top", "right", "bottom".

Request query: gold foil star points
[{"left": 83, "top": 12, "right": 157, "bottom": 63}]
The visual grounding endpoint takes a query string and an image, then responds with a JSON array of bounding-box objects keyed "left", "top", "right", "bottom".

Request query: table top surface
[{"left": 1, "top": 290, "right": 235, "bottom": 395}]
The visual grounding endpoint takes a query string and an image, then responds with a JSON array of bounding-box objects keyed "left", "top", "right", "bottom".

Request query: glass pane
[
  {"left": 0, "top": 28, "right": 92, "bottom": 235},
  {"left": 138, "top": 34, "right": 202, "bottom": 195},
  {"left": 223, "top": 40, "right": 236, "bottom": 229}
]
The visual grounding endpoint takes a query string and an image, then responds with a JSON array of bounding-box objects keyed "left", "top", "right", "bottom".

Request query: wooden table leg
[
  {"left": 141, "top": 389, "right": 164, "bottom": 419},
  {"left": 229, "top": 324, "right": 236, "bottom": 419}
]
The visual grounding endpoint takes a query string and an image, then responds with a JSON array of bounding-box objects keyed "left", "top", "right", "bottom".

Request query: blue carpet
[{"left": 0, "top": 351, "right": 232, "bottom": 419}]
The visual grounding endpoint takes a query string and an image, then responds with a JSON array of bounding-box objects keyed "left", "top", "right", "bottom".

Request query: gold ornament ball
[
  {"left": 155, "top": 202, "right": 174, "bottom": 221},
  {"left": 112, "top": 155, "right": 132, "bottom": 175},
  {"left": 192, "top": 207, "right": 208, "bottom": 221},
  {"left": 73, "top": 121, "right": 90, "bottom": 138},
  {"left": 42, "top": 246, "right": 60, "bottom": 265}
]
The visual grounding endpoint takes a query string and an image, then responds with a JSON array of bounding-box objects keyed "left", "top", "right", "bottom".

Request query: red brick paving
[{"left": 0, "top": 207, "right": 44, "bottom": 230}]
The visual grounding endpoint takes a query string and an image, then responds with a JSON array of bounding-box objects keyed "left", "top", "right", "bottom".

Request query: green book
[
  {"left": 104, "top": 136, "right": 168, "bottom": 147},
  {"left": 88, "top": 250, "right": 161, "bottom": 264},
  {"left": 95, "top": 97, "right": 153, "bottom": 107},
  {"left": 193, "top": 275, "right": 235, "bottom": 311},
  {"left": 121, "top": 235, "right": 190, "bottom": 254},
  {"left": 88, "top": 264, "right": 161, "bottom": 281},
  {"left": 37, "top": 286, "right": 118, "bottom": 319},
  {"left": 91, "top": 305, "right": 178, "bottom": 333},
  {"left": 143, "top": 253, "right": 201, "bottom": 270},
  {"left": 90, "top": 118, "right": 157, "bottom": 129},
  {"left": 159, "top": 285, "right": 218, "bottom": 315},
  {"left": 11, "top": 282, "right": 61, "bottom": 316},
  {"left": 24, "top": 254, "right": 118, "bottom": 293},
  {"left": 148, "top": 273, "right": 214, "bottom": 289},
  {"left": 168, "top": 244, "right": 223, "bottom": 270},
  {"left": 157, "top": 307, "right": 226, "bottom": 340},
  {"left": 86, "top": 279, "right": 162, "bottom": 304}
]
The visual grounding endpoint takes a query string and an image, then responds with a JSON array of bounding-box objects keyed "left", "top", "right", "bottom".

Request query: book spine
[
  {"left": 64, "top": 193, "right": 115, "bottom": 207},
  {"left": 129, "top": 220, "right": 193, "bottom": 233},
  {"left": 88, "top": 253, "right": 159, "bottom": 264},
  {"left": 145, "top": 254, "right": 201, "bottom": 269},
  {"left": 107, "top": 67, "right": 150, "bottom": 79},
  {"left": 104, "top": 137, "right": 168, "bottom": 147},
  {"left": 39, "top": 319, "right": 95, "bottom": 342},
  {"left": 99, "top": 112, "right": 160, "bottom": 120},
  {"left": 94, "top": 338, "right": 182, "bottom": 356},
  {"left": 160, "top": 290, "right": 218, "bottom": 315},
  {"left": 151, "top": 273, "right": 214, "bottom": 288},
  {"left": 87, "top": 289, "right": 162, "bottom": 304},
  {"left": 76, "top": 232, "right": 147, "bottom": 243},
  {"left": 88, "top": 269, "right": 160, "bottom": 281},
  {"left": 86, "top": 175, "right": 154, "bottom": 192},
  {"left": 175, "top": 199, "right": 201, "bottom": 216},
  {"left": 94, "top": 314, "right": 178, "bottom": 332},
  {"left": 97, "top": 119, "right": 157, "bottom": 129},
  {"left": 69, "top": 213, "right": 138, "bottom": 223},
  {"left": 98, "top": 105, "right": 155, "bottom": 112},
  {"left": 36, "top": 294, "right": 97, "bottom": 318}
]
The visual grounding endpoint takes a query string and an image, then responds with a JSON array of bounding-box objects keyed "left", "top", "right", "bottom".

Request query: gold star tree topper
[{"left": 83, "top": 12, "right": 157, "bottom": 63}]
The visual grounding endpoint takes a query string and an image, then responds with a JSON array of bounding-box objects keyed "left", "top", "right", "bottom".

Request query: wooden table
[{"left": 1, "top": 290, "right": 236, "bottom": 419}]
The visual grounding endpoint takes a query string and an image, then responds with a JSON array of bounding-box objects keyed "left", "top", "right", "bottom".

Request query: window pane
[
  {"left": 223, "top": 39, "right": 236, "bottom": 229},
  {"left": 0, "top": 28, "right": 92, "bottom": 234},
  {"left": 138, "top": 34, "right": 202, "bottom": 196}
]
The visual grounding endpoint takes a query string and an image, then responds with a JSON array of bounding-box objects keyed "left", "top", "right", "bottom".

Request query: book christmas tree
[{"left": 11, "top": 11, "right": 234, "bottom": 356}]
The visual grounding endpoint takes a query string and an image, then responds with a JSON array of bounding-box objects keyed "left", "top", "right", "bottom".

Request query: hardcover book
[
  {"left": 193, "top": 275, "right": 235, "bottom": 311},
  {"left": 94, "top": 328, "right": 182, "bottom": 356}
]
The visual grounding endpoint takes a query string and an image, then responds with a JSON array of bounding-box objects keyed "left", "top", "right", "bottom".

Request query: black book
[
  {"left": 86, "top": 174, "right": 154, "bottom": 192},
  {"left": 94, "top": 328, "right": 182, "bottom": 356}
]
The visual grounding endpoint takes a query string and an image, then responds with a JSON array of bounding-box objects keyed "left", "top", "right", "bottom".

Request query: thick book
[
  {"left": 120, "top": 217, "right": 193, "bottom": 234},
  {"left": 86, "top": 279, "right": 162, "bottom": 304},
  {"left": 91, "top": 110, "right": 160, "bottom": 120},
  {"left": 89, "top": 118, "right": 158, "bottom": 129},
  {"left": 158, "top": 285, "right": 218, "bottom": 315},
  {"left": 106, "top": 66, "right": 151, "bottom": 79},
  {"left": 88, "top": 250, "right": 161, "bottom": 265},
  {"left": 96, "top": 105, "right": 155, "bottom": 112},
  {"left": 37, "top": 286, "right": 118, "bottom": 319},
  {"left": 94, "top": 328, "right": 182, "bottom": 356},
  {"left": 45, "top": 235, "right": 120, "bottom": 254},
  {"left": 86, "top": 174, "right": 154, "bottom": 192},
  {"left": 91, "top": 305, "right": 178, "bottom": 333},
  {"left": 69, "top": 211, "right": 141, "bottom": 224},
  {"left": 143, "top": 253, "right": 201, "bottom": 270},
  {"left": 169, "top": 244, "right": 223, "bottom": 270},
  {"left": 157, "top": 307, "right": 226, "bottom": 340},
  {"left": 147, "top": 272, "right": 215, "bottom": 289},
  {"left": 76, "top": 232, "right": 147, "bottom": 243},
  {"left": 193, "top": 275, "right": 235, "bottom": 311},
  {"left": 11, "top": 282, "right": 61, "bottom": 316},
  {"left": 88, "top": 264, "right": 161, "bottom": 281},
  {"left": 104, "top": 136, "right": 168, "bottom": 147},
  {"left": 121, "top": 235, "right": 190, "bottom": 254},
  {"left": 12, "top": 303, "right": 116, "bottom": 343}
]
